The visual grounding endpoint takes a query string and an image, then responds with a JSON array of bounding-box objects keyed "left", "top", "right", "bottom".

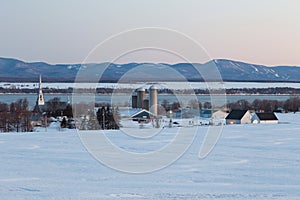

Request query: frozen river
[
  {"left": 0, "top": 93, "right": 298, "bottom": 109},
  {"left": 1, "top": 81, "right": 299, "bottom": 108}
]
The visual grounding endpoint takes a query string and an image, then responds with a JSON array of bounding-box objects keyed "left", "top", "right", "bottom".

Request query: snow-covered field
[{"left": 1, "top": 113, "right": 300, "bottom": 199}]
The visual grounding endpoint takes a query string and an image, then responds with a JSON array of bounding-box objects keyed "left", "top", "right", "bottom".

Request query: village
[
  {"left": 0, "top": 77, "right": 300, "bottom": 132},
  {"left": 114, "top": 85, "right": 280, "bottom": 129},
  {"left": 2, "top": 76, "right": 298, "bottom": 133}
]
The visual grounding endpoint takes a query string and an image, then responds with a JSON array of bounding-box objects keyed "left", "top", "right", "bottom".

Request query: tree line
[
  {"left": 0, "top": 99, "right": 32, "bottom": 132},
  {"left": 160, "top": 99, "right": 212, "bottom": 112},
  {"left": 2, "top": 87, "right": 300, "bottom": 95},
  {"left": 0, "top": 97, "right": 121, "bottom": 132},
  {"left": 1, "top": 96, "right": 299, "bottom": 132},
  {"left": 0, "top": 97, "right": 74, "bottom": 132},
  {"left": 79, "top": 105, "right": 121, "bottom": 130},
  {"left": 160, "top": 97, "right": 300, "bottom": 113},
  {"left": 226, "top": 97, "right": 300, "bottom": 112}
]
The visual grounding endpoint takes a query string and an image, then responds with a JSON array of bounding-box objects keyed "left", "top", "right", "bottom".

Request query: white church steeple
[{"left": 37, "top": 74, "right": 45, "bottom": 106}]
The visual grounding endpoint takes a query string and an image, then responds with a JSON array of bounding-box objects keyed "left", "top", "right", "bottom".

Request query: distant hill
[
  {"left": 0, "top": 57, "right": 300, "bottom": 82},
  {"left": 0, "top": 57, "right": 79, "bottom": 82},
  {"left": 211, "top": 59, "right": 300, "bottom": 82}
]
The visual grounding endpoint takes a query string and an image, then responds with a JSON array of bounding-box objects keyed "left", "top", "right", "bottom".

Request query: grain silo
[
  {"left": 131, "top": 94, "right": 137, "bottom": 108},
  {"left": 137, "top": 87, "right": 146, "bottom": 109},
  {"left": 149, "top": 85, "right": 158, "bottom": 116},
  {"left": 143, "top": 99, "right": 149, "bottom": 111}
]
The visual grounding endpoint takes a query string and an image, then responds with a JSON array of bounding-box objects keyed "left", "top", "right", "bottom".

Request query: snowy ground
[{"left": 0, "top": 113, "right": 300, "bottom": 199}]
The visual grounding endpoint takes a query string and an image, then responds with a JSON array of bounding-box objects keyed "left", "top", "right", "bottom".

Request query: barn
[
  {"left": 225, "top": 110, "right": 252, "bottom": 125},
  {"left": 130, "top": 109, "right": 155, "bottom": 121},
  {"left": 251, "top": 112, "right": 278, "bottom": 124}
]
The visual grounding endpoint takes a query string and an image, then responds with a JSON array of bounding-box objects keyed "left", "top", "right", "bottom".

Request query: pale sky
[{"left": 0, "top": 0, "right": 299, "bottom": 66}]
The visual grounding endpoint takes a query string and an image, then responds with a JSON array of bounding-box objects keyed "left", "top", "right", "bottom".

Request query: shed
[
  {"left": 251, "top": 112, "right": 278, "bottom": 124},
  {"left": 225, "top": 110, "right": 252, "bottom": 125}
]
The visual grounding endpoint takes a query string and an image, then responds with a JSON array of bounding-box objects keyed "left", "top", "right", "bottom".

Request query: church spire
[
  {"left": 37, "top": 74, "right": 45, "bottom": 106},
  {"left": 33, "top": 75, "right": 45, "bottom": 113}
]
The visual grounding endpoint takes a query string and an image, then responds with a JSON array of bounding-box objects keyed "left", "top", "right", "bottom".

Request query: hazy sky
[{"left": 0, "top": 0, "right": 299, "bottom": 66}]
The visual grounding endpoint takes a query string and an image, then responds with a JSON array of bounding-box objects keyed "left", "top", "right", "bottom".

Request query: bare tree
[
  {"left": 203, "top": 102, "right": 212, "bottom": 109},
  {"left": 188, "top": 99, "right": 201, "bottom": 109},
  {"left": 284, "top": 97, "right": 300, "bottom": 112},
  {"left": 0, "top": 102, "right": 9, "bottom": 132}
]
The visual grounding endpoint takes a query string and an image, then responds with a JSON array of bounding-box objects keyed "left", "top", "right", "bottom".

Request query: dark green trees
[{"left": 96, "top": 106, "right": 121, "bottom": 130}]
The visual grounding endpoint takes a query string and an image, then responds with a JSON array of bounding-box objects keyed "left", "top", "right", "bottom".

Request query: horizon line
[{"left": 0, "top": 56, "right": 299, "bottom": 68}]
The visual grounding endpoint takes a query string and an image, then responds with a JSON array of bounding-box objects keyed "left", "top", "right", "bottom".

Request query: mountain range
[{"left": 0, "top": 57, "right": 299, "bottom": 82}]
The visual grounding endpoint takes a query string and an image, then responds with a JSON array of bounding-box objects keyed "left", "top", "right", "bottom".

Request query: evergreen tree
[
  {"left": 97, "top": 106, "right": 106, "bottom": 129},
  {"left": 106, "top": 105, "right": 112, "bottom": 129},
  {"left": 79, "top": 110, "right": 101, "bottom": 130},
  {"left": 111, "top": 107, "right": 121, "bottom": 129},
  {"left": 63, "top": 104, "right": 73, "bottom": 118},
  {"left": 61, "top": 117, "right": 67, "bottom": 128},
  {"left": 96, "top": 106, "right": 121, "bottom": 130},
  {"left": 79, "top": 115, "right": 88, "bottom": 130},
  {"left": 87, "top": 114, "right": 100, "bottom": 130}
]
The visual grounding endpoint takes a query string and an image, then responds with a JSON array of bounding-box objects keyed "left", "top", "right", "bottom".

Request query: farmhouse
[
  {"left": 225, "top": 110, "right": 252, "bottom": 125},
  {"left": 251, "top": 112, "right": 278, "bottom": 124},
  {"left": 211, "top": 110, "right": 228, "bottom": 119}
]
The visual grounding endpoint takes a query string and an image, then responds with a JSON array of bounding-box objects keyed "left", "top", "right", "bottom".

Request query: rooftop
[
  {"left": 255, "top": 112, "right": 278, "bottom": 120},
  {"left": 225, "top": 110, "right": 248, "bottom": 120}
]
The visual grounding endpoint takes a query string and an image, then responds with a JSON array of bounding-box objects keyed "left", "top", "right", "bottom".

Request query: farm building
[
  {"left": 130, "top": 109, "right": 156, "bottom": 121},
  {"left": 225, "top": 110, "right": 252, "bottom": 125},
  {"left": 251, "top": 112, "right": 278, "bottom": 124}
]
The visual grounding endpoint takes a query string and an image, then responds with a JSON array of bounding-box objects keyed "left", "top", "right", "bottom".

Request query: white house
[
  {"left": 212, "top": 110, "right": 228, "bottom": 119},
  {"left": 200, "top": 110, "right": 228, "bottom": 119},
  {"left": 210, "top": 110, "right": 228, "bottom": 125},
  {"left": 225, "top": 110, "right": 252, "bottom": 125},
  {"left": 251, "top": 112, "right": 278, "bottom": 124}
]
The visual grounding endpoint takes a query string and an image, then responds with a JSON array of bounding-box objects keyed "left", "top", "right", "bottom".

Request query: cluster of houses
[
  {"left": 126, "top": 86, "right": 279, "bottom": 126},
  {"left": 120, "top": 107, "right": 279, "bottom": 127},
  {"left": 30, "top": 78, "right": 279, "bottom": 130},
  {"left": 225, "top": 110, "right": 278, "bottom": 125}
]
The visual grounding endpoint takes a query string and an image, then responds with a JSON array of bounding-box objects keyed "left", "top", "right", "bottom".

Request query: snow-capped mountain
[
  {"left": 0, "top": 57, "right": 299, "bottom": 82},
  {"left": 0, "top": 57, "right": 80, "bottom": 82},
  {"left": 211, "top": 59, "right": 300, "bottom": 82}
]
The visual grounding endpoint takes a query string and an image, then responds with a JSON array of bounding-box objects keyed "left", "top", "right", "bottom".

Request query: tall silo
[
  {"left": 131, "top": 94, "right": 137, "bottom": 108},
  {"left": 143, "top": 99, "right": 149, "bottom": 111},
  {"left": 149, "top": 85, "right": 158, "bottom": 116},
  {"left": 137, "top": 88, "right": 146, "bottom": 109}
]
